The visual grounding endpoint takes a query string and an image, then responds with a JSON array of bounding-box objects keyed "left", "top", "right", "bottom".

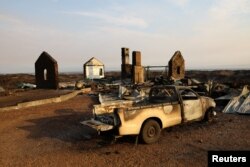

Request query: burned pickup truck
[{"left": 82, "top": 85, "right": 216, "bottom": 144}]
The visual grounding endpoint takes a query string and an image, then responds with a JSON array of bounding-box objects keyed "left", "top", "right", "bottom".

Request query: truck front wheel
[
  {"left": 204, "top": 108, "right": 216, "bottom": 122},
  {"left": 140, "top": 119, "right": 161, "bottom": 144}
]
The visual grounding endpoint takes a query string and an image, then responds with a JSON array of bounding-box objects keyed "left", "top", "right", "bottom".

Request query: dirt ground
[
  {"left": 0, "top": 89, "right": 73, "bottom": 108},
  {"left": 0, "top": 94, "right": 249, "bottom": 167}
]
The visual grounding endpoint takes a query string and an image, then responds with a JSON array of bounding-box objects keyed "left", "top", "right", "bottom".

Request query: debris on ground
[
  {"left": 215, "top": 88, "right": 240, "bottom": 106},
  {"left": 75, "top": 80, "right": 85, "bottom": 90},
  {"left": 99, "top": 93, "right": 120, "bottom": 103},
  {"left": 0, "top": 86, "right": 5, "bottom": 93},
  {"left": 223, "top": 85, "right": 250, "bottom": 114},
  {"left": 0, "top": 86, "right": 6, "bottom": 96},
  {"left": 118, "top": 85, "right": 148, "bottom": 103},
  {"left": 210, "top": 83, "right": 230, "bottom": 98},
  {"left": 59, "top": 82, "right": 75, "bottom": 89},
  {"left": 17, "top": 83, "right": 36, "bottom": 89}
]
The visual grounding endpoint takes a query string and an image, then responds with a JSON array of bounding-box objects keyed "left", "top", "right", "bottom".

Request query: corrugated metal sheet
[{"left": 223, "top": 85, "right": 250, "bottom": 114}]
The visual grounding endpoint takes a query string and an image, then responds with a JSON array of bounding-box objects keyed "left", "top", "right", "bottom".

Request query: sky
[{"left": 0, "top": 0, "right": 250, "bottom": 73}]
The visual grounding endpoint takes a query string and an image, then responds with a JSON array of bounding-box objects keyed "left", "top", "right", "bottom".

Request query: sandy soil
[{"left": 0, "top": 94, "right": 249, "bottom": 167}]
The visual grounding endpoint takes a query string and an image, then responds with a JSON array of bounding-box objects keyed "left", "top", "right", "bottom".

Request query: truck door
[{"left": 179, "top": 88, "right": 203, "bottom": 122}]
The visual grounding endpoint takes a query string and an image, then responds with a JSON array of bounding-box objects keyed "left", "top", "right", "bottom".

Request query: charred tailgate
[{"left": 81, "top": 119, "right": 114, "bottom": 131}]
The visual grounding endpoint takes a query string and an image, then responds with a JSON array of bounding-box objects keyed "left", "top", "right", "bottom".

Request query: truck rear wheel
[{"left": 140, "top": 119, "right": 161, "bottom": 144}]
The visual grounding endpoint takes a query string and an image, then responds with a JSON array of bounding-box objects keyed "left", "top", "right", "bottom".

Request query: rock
[{"left": 75, "top": 80, "right": 85, "bottom": 90}]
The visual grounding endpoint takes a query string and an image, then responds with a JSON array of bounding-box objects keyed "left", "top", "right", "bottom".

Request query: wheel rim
[{"left": 147, "top": 126, "right": 156, "bottom": 137}]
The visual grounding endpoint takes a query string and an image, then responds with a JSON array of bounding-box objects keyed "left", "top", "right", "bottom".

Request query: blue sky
[{"left": 0, "top": 0, "right": 250, "bottom": 73}]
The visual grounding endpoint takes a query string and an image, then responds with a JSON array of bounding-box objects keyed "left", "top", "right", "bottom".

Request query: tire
[
  {"left": 140, "top": 119, "right": 161, "bottom": 144},
  {"left": 204, "top": 108, "right": 216, "bottom": 122}
]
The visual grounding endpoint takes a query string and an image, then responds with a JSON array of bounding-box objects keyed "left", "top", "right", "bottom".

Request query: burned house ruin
[
  {"left": 168, "top": 51, "right": 185, "bottom": 80},
  {"left": 132, "top": 51, "right": 144, "bottom": 84},
  {"left": 35, "top": 52, "right": 59, "bottom": 89},
  {"left": 121, "top": 48, "right": 132, "bottom": 79},
  {"left": 83, "top": 57, "right": 105, "bottom": 79},
  {"left": 121, "top": 48, "right": 144, "bottom": 84}
]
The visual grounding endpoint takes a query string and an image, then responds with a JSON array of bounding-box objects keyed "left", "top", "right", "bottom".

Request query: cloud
[
  {"left": 209, "top": 0, "right": 250, "bottom": 20},
  {"left": 194, "top": 0, "right": 250, "bottom": 35},
  {"left": 180, "top": 0, "right": 250, "bottom": 69},
  {"left": 167, "top": 0, "right": 189, "bottom": 7},
  {"left": 63, "top": 11, "right": 148, "bottom": 28},
  {"left": 0, "top": 14, "right": 24, "bottom": 25}
]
